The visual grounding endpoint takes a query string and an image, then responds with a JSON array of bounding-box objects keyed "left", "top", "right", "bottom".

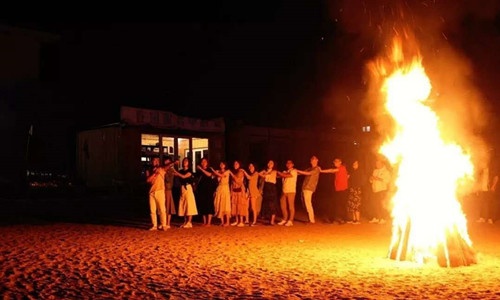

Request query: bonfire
[{"left": 371, "top": 38, "right": 477, "bottom": 267}]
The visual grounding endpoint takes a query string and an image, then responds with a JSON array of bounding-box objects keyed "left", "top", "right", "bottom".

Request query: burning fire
[{"left": 373, "top": 38, "right": 476, "bottom": 267}]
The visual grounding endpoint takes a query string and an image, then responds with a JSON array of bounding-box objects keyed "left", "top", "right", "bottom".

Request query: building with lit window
[
  {"left": 76, "top": 106, "right": 225, "bottom": 188},
  {"left": 76, "top": 106, "right": 377, "bottom": 198}
]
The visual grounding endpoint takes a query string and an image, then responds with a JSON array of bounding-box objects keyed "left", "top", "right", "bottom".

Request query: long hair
[
  {"left": 233, "top": 160, "right": 241, "bottom": 171},
  {"left": 248, "top": 162, "right": 257, "bottom": 174},
  {"left": 182, "top": 157, "right": 190, "bottom": 169},
  {"left": 266, "top": 160, "right": 275, "bottom": 171}
]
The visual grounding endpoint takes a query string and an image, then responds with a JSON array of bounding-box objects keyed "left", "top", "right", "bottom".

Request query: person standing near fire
[
  {"left": 173, "top": 158, "right": 198, "bottom": 228},
  {"left": 146, "top": 157, "right": 168, "bottom": 231},
  {"left": 163, "top": 157, "right": 178, "bottom": 229},
  {"left": 229, "top": 161, "right": 248, "bottom": 227},
  {"left": 277, "top": 160, "right": 298, "bottom": 227},
  {"left": 211, "top": 162, "right": 232, "bottom": 226},
  {"left": 347, "top": 160, "right": 364, "bottom": 224},
  {"left": 243, "top": 163, "right": 262, "bottom": 226},
  {"left": 259, "top": 160, "right": 279, "bottom": 225},
  {"left": 369, "top": 158, "right": 391, "bottom": 224},
  {"left": 297, "top": 155, "right": 321, "bottom": 224},
  {"left": 320, "top": 158, "right": 349, "bottom": 224},
  {"left": 476, "top": 154, "right": 499, "bottom": 224},
  {"left": 195, "top": 158, "right": 217, "bottom": 227}
]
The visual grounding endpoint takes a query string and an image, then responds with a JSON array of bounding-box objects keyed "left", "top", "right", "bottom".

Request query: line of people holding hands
[{"left": 146, "top": 155, "right": 392, "bottom": 230}]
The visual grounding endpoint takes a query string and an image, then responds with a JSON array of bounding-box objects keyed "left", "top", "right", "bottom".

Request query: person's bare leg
[
  {"left": 355, "top": 211, "right": 360, "bottom": 222},
  {"left": 288, "top": 194, "right": 295, "bottom": 222},
  {"left": 202, "top": 215, "right": 207, "bottom": 225},
  {"left": 270, "top": 214, "right": 276, "bottom": 225},
  {"left": 280, "top": 193, "right": 288, "bottom": 222},
  {"left": 237, "top": 215, "right": 244, "bottom": 226},
  {"left": 207, "top": 214, "right": 212, "bottom": 226},
  {"left": 166, "top": 214, "right": 171, "bottom": 227},
  {"left": 250, "top": 197, "right": 257, "bottom": 225}
]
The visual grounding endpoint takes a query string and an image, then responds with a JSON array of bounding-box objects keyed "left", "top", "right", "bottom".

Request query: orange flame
[{"left": 374, "top": 38, "right": 474, "bottom": 266}]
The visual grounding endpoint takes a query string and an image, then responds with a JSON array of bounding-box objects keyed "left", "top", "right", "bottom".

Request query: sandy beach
[{"left": 1, "top": 220, "right": 500, "bottom": 299}]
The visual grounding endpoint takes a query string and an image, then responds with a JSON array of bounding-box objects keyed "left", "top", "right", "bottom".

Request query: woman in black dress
[
  {"left": 173, "top": 158, "right": 198, "bottom": 228},
  {"left": 259, "top": 160, "right": 279, "bottom": 225},
  {"left": 196, "top": 158, "right": 217, "bottom": 226}
]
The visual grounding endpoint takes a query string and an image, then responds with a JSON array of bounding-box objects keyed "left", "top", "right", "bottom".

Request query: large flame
[{"left": 375, "top": 39, "right": 475, "bottom": 266}]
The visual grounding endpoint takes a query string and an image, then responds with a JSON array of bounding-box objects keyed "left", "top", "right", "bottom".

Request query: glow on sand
[{"left": 371, "top": 38, "right": 476, "bottom": 267}]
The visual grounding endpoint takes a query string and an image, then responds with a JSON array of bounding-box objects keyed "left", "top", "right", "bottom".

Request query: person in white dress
[{"left": 211, "top": 162, "right": 232, "bottom": 226}]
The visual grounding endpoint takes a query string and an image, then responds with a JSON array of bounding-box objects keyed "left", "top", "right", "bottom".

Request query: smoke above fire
[{"left": 328, "top": 0, "right": 500, "bottom": 182}]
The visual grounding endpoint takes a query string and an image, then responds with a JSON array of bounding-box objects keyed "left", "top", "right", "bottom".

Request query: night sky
[
  {"left": 4, "top": 1, "right": 340, "bottom": 129},
  {"left": 2, "top": 0, "right": 500, "bottom": 174}
]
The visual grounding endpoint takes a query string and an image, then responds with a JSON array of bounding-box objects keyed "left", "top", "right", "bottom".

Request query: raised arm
[
  {"left": 173, "top": 170, "right": 192, "bottom": 179},
  {"left": 147, "top": 167, "right": 162, "bottom": 183},
  {"left": 296, "top": 169, "right": 312, "bottom": 176},
  {"left": 277, "top": 171, "right": 292, "bottom": 178},
  {"left": 320, "top": 167, "right": 338, "bottom": 174},
  {"left": 242, "top": 170, "right": 252, "bottom": 180},
  {"left": 164, "top": 161, "right": 176, "bottom": 169},
  {"left": 147, "top": 171, "right": 157, "bottom": 183},
  {"left": 210, "top": 167, "right": 228, "bottom": 178},
  {"left": 257, "top": 170, "right": 267, "bottom": 178},
  {"left": 197, "top": 165, "right": 212, "bottom": 177},
  {"left": 229, "top": 170, "right": 238, "bottom": 180},
  {"left": 210, "top": 167, "right": 222, "bottom": 177}
]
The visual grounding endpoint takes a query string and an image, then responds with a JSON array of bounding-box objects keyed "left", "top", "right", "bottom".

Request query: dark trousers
[
  {"left": 372, "top": 190, "right": 388, "bottom": 220},
  {"left": 333, "top": 190, "right": 348, "bottom": 221}
]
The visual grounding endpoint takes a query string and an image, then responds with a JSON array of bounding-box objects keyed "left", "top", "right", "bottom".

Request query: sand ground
[{"left": 1, "top": 220, "right": 500, "bottom": 299}]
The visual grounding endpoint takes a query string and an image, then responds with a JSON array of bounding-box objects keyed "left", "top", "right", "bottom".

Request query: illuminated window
[
  {"left": 141, "top": 134, "right": 210, "bottom": 173},
  {"left": 162, "top": 137, "right": 175, "bottom": 157},
  {"left": 141, "top": 134, "right": 160, "bottom": 169},
  {"left": 192, "top": 138, "right": 209, "bottom": 171},
  {"left": 178, "top": 138, "right": 190, "bottom": 166},
  {"left": 141, "top": 134, "right": 159, "bottom": 146}
]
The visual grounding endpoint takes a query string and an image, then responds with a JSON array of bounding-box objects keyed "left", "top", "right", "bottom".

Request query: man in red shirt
[{"left": 321, "top": 158, "right": 349, "bottom": 224}]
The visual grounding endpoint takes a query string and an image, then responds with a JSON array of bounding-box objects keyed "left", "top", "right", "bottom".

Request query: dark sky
[
  {"left": 3, "top": 0, "right": 500, "bottom": 173},
  {"left": 4, "top": 1, "right": 345, "bottom": 130},
  {"left": 8, "top": 1, "right": 500, "bottom": 130}
]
